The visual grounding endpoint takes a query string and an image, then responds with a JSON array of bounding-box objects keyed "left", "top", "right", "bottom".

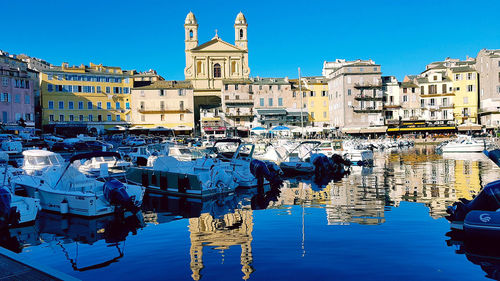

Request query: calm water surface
[{"left": 3, "top": 146, "right": 500, "bottom": 280}]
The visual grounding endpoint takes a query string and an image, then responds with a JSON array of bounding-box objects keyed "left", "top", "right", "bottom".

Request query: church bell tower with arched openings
[
  {"left": 184, "top": 12, "right": 198, "bottom": 52},
  {"left": 234, "top": 12, "right": 248, "bottom": 51}
]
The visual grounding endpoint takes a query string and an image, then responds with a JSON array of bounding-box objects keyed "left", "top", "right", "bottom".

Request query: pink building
[{"left": 0, "top": 51, "right": 35, "bottom": 126}]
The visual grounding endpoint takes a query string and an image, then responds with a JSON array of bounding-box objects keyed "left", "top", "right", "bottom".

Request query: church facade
[{"left": 184, "top": 11, "right": 251, "bottom": 132}]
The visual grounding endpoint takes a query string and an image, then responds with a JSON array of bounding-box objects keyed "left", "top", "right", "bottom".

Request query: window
[
  {"left": 180, "top": 114, "right": 184, "bottom": 121},
  {"left": 467, "top": 85, "right": 474, "bottom": 92},
  {"left": 433, "top": 75, "right": 437, "bottom": 81},
  {"left": 68, "top": 101, "right": 74, "bottom": 109},
  {"left": 107, "top": 102, "right": 111, "bottom": 109},
  {"left": 442, "top": 84, "right": 447, "bottom": 93},
  {"left": 106, "top": 87, "right": 110, "bottom": 94},
  {"left": 69, "top": 115, "right": 74, "bottom": 122},
  {"left": 126, "top": 102, "right": 130, "bottom": 109},
  {"left": 323, "top": 111, "right": 327, "bottom": 118},
  {"left": 239, "top": 29, "right": 244, "bottom": 39},
  {"left": 97, "top": 102, "right": 102, "bottom": 109},
  {"left": 126, "top": 115, "right": 130, "bottom": 122},
  {"left": 116, "top": 115, "right": 120, "bottom": 121},
  {"left": 235, "top": 84, "right": 239, "bottom": 90},
  {"left": 88, "top": 115, "right": 93, "bottom": 121},
  {"left": 179, "top": 101, "right": 184, "bottom": 110},
  {"left": 403, "top": 88, "right": 408, "bottom": 94},
  {"left": 347, "top": 89, "right": 351, "bottom": 96},
  {"left": 2, "top": 77, "right": 8, "bottom": 86},
  {"left": 47, "top": 74, "right": 53, "bottom": 80},
  {"left": 78, "top": 101, "right": 83, "bottom": 109},
  {"left": 224, "top": 85, "right": 228, "bottom": 91},
  {"left": 25, "top": 95, "right": 30, "bottom": 104},
  {"left": 430, "top": 98, "right": 435, "bottom": 106},
  {"left": 260, "top": 98, "right": 264, "bottom": 107},
  {"left": 160, "top": 114, "right": 165, "bottom": 121},
  {"left": 14, "top": 94, "right": 20, "bottom": 103},
  {"left": 310, "top": 91, "right": 314, "bottom": 97},
  {"left": 47, "top": 84, "right": 53, "bottom": 92},
  {"left": 49, "top": 115, "right": 54, "bottom": 121},
  {"left": 467, "top": 73, "right": 474, "bottom": 80},
  {"left": 48, "top": 101, "right": 54, "bottom": 109},
  {"left": 311, "top": 112, "right": 315, "bottom": 118},
  {"left": 79, "top": 115, "right": 83, "bottom": 121},
  {"left": 123, "top": 87, "right": 129, "bottom": 94},
  {"left": 116, "top": 102, "right": 120, "bottom": 109},
  {"left": 443, "top": 98, "right": 448, "bottom": 106},
  {"left": 57, "top": 101, "right": 63, "bottom": 109},
  {"left": 403, "top": 95, "right": 408, "bottom": 102},
  {"left": 269, "top": 98, "right": 273, "bottom": 106},
  {"left": 443, "top": 110, "right": 448, "bottom": 119},
  {"left": 455, "top": 74, "right": 461, "bottom": 80},
  {"left": 189, "top": 29, "right": 193, "bottom": 38},
  {"left": 140, "top": 101, "right": 145, "bottom": 110},
  {"left": 213, "top": 63, "right": 221, "bottom": 78},
  {"left": 421, "top": 99, "right": 425, "bottom": 107},
  {"left": 278, "top": 98, "right": 283, "bottom": 106},
  {"left": 59, "top": 115, "right": 64, "bottom": 122},
  {"left": 87, "top": 102, "right": 93, "bottom": 109},
  {"left": 107, "top": 114, "right": 112, "bottom": 121},
  {"left": 322, "top": 91, "right": 327, "bottom": 97},
  {"left": 97, "top": 115, "right": 102, "bottom": 122},
  {"left": 97, "top": 86, "right": 101, "bottom": 93}
]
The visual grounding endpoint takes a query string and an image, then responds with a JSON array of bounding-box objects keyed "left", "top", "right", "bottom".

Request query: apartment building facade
[{"left": 476, "top": 49, "right": 500, "bottom": 128}]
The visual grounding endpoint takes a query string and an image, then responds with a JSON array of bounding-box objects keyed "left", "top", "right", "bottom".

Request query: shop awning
[
  {"left": 387, "top": 126, "right": 456, "bottom": 132},
  {"left": 359, "top": 126, "right": 387, "bottom": 133},
  {"left": 341, "top": 127, "right": 361, "bottom": 134},
  {"left": 457, "top": 124, "right": 482, "bottom": 131},
  {"left": 173, "top": 125, "right": 193, "bottom": 131}
]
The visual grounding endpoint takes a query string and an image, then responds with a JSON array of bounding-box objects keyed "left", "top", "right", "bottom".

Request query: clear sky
[{"left": 3, "top": 0, "right": 500, "bottom": 81}]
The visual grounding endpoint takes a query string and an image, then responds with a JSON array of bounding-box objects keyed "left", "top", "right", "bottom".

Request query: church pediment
[{"left": 191, "top": 38, "right": 245, "bottom": 52}]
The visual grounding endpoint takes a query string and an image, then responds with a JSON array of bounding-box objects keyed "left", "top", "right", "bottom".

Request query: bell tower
[
  {"left": 184, "top": 11, "right": 198, "bottom": 51},
  {"left": 234, "top": 12, "right": 248, "bottom": 51}
]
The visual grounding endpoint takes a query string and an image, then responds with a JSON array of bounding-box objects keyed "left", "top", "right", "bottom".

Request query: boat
[
  {"left": 77, "top": 151, "right": 131, "bottom": 178},
  {"left": 342, "top": 140, "right": 374, "bottom": 166},
  {"left": 167, "top": 146, "right": 204, "bottom": 161},
  {"left": 0, "top": 152, "right": 40, "bottom": 228},
  {"left": 446, "top": 149, "right": 500, "bottom": 234},
  {"left": 126, "top": 139, "right": 282, "bottom": 197},
  {"left": 12, "top": 150, "right": 145, "bottom": 217},
  {"left": 21, "top": 149, "right": 65, "bottom": 175},
  {"left": 439, "top": 135, "right": 486, "bottom": 153}
]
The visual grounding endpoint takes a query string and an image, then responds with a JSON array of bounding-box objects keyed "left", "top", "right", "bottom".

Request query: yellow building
[
  {"left": 447, "top": 66, "right": 479, "bottom": 125},
  {"left": 41, "top": 62, "right": 134, "bottom": 135},
  {"left": 302, "top": 76, "right": 329, "bottom": 127},
  {"left": 130, "top": 80, "right": 194, "bottom": 134}
]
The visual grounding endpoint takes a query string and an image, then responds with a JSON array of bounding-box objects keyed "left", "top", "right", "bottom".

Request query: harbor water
[{"left": 2, "top": 146, "right": 498, "bottom": 280}]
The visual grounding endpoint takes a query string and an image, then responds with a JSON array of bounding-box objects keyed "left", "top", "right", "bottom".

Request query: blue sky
[{"left": 3, "top": 0, "right": 500, "bottom": 81}]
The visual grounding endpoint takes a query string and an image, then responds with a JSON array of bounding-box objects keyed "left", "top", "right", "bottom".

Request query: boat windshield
[{"left": 25, "top": 155, "right": 62, "bottom": 166}]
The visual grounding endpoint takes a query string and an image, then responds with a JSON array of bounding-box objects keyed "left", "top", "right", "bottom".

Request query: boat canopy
[{"left": 69, "top": 152, "right": 122, "bottom": 163}]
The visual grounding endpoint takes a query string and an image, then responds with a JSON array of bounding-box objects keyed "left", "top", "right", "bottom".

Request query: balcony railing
[
  {"left": 354, "top": 94, "right": 383, "bottom": 101},
  {"left": 353, "top": 107, "right": 383, "bottom": 113},
  {"left": 353, "top": 82, "right": 382, "bottom": 89},
  {"left": 138, "top": 107, "right": 191, "bottom": 114},
  {"left": 226, "top": 112, "right": 254, "bottom": 117}
]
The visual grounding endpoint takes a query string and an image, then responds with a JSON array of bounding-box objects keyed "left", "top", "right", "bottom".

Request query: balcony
[
  {"left": 354, "top": 94, "right": 383, "bottom": 101},
  {"left": 224, "top": 98, "right": 254, "bottom": 105},
  {"left": 138, "top": 107, "right": 191, "bottom": 114},
  {"left": 353, "top": 107, "right": 383, "bottom": 113},
  {"left": 353, "top": 82, "right": 382, "bottom": 89}
]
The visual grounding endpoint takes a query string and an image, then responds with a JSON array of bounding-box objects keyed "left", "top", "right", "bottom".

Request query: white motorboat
[
  {"left": 127, "top": 139, "right": 282, "bottom": 197},
  {"left": 12, "top": 150, "right": 145, "bottom": 217},
  {"left": 21, "top": 149, "right": 65, "bottom": 175},
  {"left": 77, "top": 151, "right": 131, "bottom": 177},
  {"left": 440, "top": 135, "right": 486, "bottom": 153},
  {"left": 0, "top": 152, "right": 40, "bottom": 227},
  {"left": 342, "top": 140, "right": 374, "bottom": 165},
  {"left": 168, "top": 146, "right": 204, "bottom": 161}
]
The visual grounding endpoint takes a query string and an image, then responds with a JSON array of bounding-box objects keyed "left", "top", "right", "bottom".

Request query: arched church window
[
  {"left": 189, "top": 30, "right": 193, "bottom": 39},
  {"left": 213, "top": 63, "right": 221, "bottom": 78},
  {"left": 239, "top": 29, "right": 244, "bottom": 39}
]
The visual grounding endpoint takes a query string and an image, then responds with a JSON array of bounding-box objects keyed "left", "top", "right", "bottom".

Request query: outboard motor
[
  {"left": 250, "top": 159, "right": 282, "bottom": 187},
  {"left": 104, "top": 179, "right": 139, "bottom": 214},
  {"left": 446, "top": 180, "right": 500, "bottom": 222},
  {"left": 311, "top": 154, "right": 333, "bottom": 175},
  {"left": 0, "top": 187, "right": 19, "bottom": 228}
]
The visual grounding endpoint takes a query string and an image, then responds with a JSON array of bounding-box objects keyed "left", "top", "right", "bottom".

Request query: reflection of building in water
[
  {"left": 275, "top": 171, "right": 386, "bottom": 225},
  {"left": 189, "top": 209, "right": 254, "bottom": 281},
  {"left": 454, "top": 159, "right": 481, "bottom": 200}
]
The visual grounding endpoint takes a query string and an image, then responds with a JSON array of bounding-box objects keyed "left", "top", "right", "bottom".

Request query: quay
[{"left": 0, "top": 247, "right": 79, "bottom": 281}]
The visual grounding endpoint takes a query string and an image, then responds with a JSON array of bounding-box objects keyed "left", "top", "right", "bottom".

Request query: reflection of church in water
[{"left": 189, "top": 209, "right": 254, "bottom": 281}]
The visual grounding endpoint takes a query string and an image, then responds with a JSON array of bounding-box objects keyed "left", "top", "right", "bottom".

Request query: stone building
[
  {"left": 476, "top": 49, "right": 500, "bottom": 128},
  {"left": 323, "top": 59, "right": 384, "bottom": 134}
]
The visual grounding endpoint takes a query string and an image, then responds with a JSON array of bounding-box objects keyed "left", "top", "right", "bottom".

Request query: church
[{"left": 184, "top": 11, "right": 251, "bottom": 131}]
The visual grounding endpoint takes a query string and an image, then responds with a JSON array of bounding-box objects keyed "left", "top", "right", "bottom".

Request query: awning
[
  {"left": 271, "top": 125, "right": 290, "bottom": 131},
  {"left": 457, "top": 124, "right": 482, "bottom": 131},
  {"left": 305, "top": 127, "right": 323, "bottom": 133},
  {"left": 237, "top": 126, "right": 249, "bottom": 131},
  {"left": 173, "top": 125, "right": 193, "bottom": 131},
  {"left": 342, "top": 127, "right": 361, "bottom": 134},
  {"left": 387, "top": 126, "right": 456, "bottom": 132},
  {"left": 359, "top": 126, "right": 387, "bottom": 133},
  {"left": 251, "top": 127, "right": 266, "bottom": 131}
]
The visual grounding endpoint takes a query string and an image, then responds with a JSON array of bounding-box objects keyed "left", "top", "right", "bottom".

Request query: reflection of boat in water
[
  {"left": 446, "top": 230, "right": 500, "bottom": 280},
  {"left": 0, "top": 211, "right": 145, "bottom": 270},
  {"left": 442, "top": 152, "right": 489, "bottom": 162}
]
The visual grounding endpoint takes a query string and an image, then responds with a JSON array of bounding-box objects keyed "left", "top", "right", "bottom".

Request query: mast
[{"left": 299, "top": 67, "right": 304, "bottom": 137}]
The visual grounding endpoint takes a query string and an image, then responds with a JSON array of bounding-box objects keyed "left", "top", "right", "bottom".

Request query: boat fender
[
  {"left": 104, "top": 179, "right": 139, "bottom": 214},
  {"left": 60, "top": 199, "right": 69, "bottom": 214}
]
